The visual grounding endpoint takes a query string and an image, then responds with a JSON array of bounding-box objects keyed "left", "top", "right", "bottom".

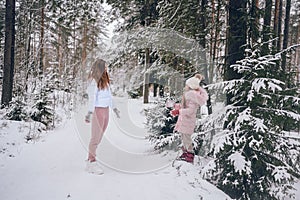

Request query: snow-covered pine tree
[
  {"left": 4, "top": 99, "right": 28, "bottom": 121},
  {"left": 205, "top": 47, "right": 300, "bottom": 200},
  {"left": 30, "top": 86, "right": 54, "bottom": 129},
  {"left": 146, "top": 97, "right": 181, "bottom": 151},
  {"left": 30, "top": 72, "right": 54, "bottom": 129}
]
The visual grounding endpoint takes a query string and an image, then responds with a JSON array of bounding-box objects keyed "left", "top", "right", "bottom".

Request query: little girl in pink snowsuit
[{"left": 171, "top": 74, "right": 208, "bottom": 163}]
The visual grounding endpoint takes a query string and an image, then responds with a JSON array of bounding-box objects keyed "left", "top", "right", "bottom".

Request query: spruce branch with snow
[
  {"left": 204, "top": 48, "right": 300, "bottom": 200},
  {"left": 145, "top": 97, "right": 181, "bottom": 151}
]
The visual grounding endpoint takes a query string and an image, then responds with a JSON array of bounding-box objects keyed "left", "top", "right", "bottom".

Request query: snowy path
[
  {"left": 0, "top": 98, "right": 232, "bottom": 200},
  {"left": 74, "top": 98, "right": 173, "bottom": 173}
]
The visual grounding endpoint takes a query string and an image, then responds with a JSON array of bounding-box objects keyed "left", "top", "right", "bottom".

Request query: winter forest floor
[{"left": 0, "top": 98, "right": 299, "bottom": 200}]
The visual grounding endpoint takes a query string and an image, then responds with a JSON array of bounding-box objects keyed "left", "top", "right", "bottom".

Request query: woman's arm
[
  {"left": 108, "top": 87, "right": 120, "bottom": 118},
  {"left": 87, "top": 80, "right": 96, "bottom": 113},
  {"left": 85, "top": 80, "right": 96, "bottom": 123}
]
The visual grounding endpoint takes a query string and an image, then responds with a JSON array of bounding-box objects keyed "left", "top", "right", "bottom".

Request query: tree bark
[
  {"left": 39, "top": 0, "right": 44, "bottom": 73},
  {"left": 225, "top": 0, "right": 247, "bottom": 105},
  {"left": 209, "top": 0, "right": 216, "bottom": 84},
  {"left": 143, "top": 48, "right": 150, "bottom": 103},
  {"left": 1, "top": 0, "right": 15, "bottom": 106},
  {"left": 211, "top": 0, "right": 221, "bottom": 84},
  {"left": 57, "top": 28, "right": 62, "bottom": 75},
  {"left": 225, "top": 1, "right": 247, "bottom": 77},
  {"left": 272, "top": 0, "right": 280, "bottom": 53},
  {"left": 249, "top": 0, "right": 260, "bottom": 45},
  {"left": 82, "top": 21, "right": 88, "bottom": 76},
  {"left": 296, "top": 23, "right": 300, "bottom": 83},
  {"left": 281, "top": 0, "right": 291, "bottom": 72},
  {"left": 261, "top": 0, "right": 272, "bottom": 55},
  {"left": 209, "top": 0, "right": 215, "bottom": 65},
  {"left": 276, "top": 0, "right": 283, "bottom": 52},
  {"left": 142, "top": 0, "right": 151, "bottom": 104},
  {"left": 200, "top": 0, "right": 209, "bottom": 82},
  {"left": 153, "top": 83, "right": 158, "bottom": 97}
]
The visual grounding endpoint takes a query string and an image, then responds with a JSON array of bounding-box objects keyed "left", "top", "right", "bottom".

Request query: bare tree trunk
[
  {"left": 296, "top": 24, "right": 300, "bottom": 83},
  {"left": 143, "top": 0, "right": 151, "bottom": 104},
  {"left": 57, "top": 28, "right": 62, "bottom": 75},
  {"left": 225, "top": 0, "right": 247, "bottom": 105},
  {"left": 81, "top": 21, "right": 88, "bottom": 76},
  {"left": 1, "top": 0, "right": 15, "bottom": 106},
  {"left": 24, "top": 11, "right": 32, "bottom": 94},
  {"left": 209, "top": 0, "right": 215, "bottom": 83},
  {"left": 261, "top": 0, "right": 272, "bottom": 55},
  {"left": 39, "top": 0, "right": 44, "bottom": 73},
  {"left": 200, "top": 0, "right": 209, "bottom": 82},
  {"left": 272, "top": 0, "right": 280, "bottom": 53},
  {"left": 25, "top": 10, "right": 32, "bottom": 70},
  {"left": 209, "top": 0, "right": 215, "bottom": 61},
  {"left": 249, "top": 0, "right": 260, "bottom": 45},
  {"left": 276, "top": 0, "right": 283, "bottom": 52},
  {"left": 72, "top": 15, "right": 77, "bottom": 79},
  {"left": 211, "top": 0, "right": 222, "bottom": 83},
  {"left": 153, "top": 83, "right": 158, "bottom": 97},
  {"left": 281, "top": 0, "right": 291, "bottom": 73},
  {"left": 143, "top": 48, "right": 150, "bottom": 104},
  {"left": 208, "top": 0, "right": 217, "bottom": 83}
]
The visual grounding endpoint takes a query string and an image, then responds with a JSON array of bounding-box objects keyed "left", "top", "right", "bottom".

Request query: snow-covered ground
[{"left": 0, "top": 98, "right": 299, "bottom": 200}]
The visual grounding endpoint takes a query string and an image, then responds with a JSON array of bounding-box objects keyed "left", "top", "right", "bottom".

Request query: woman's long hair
[{"left": 90, "top": 59, "right": 110, "bottom": 89}]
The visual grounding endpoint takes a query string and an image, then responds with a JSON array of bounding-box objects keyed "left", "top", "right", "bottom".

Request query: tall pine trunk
[
  {"left": 281, "top": 0, "right": 291, "bottom": 73},
  {"left": 143, "top": 48, "right": 150, "bottom": 104},
  {"left": 24, "top": 10, "right": 32, "bottom": 94},
  {"left": 276, "top": 0, "right": 283, "bottom": 52},
  {"left": 57, "top": 27, "right": 62, "bottom": 75},
  {"left": 212, "top": 0, "right": 221, "bottom": 81},
  {"left": 209, "top": 0, "right": 215, "bottom": 80},
  {"left": 225, "top": 0, "right": 247, "bottom": 105},
  {"left": 296, "top": 23, "right": 300, "bottom": 83},
  {"left": 200, "top": 0, "right": 209, "bottom": 82},
  {"left": 81, "top": 21, "right": 88, "bottom": 77},
  {"left": 39, "top": 0, "right": 44, "bottom": 73},
  {"left": 249, "top": 0, "right": 259, "bottom": 45},
  {"left": 261, "top": 0, "right": 272, "bottom": 55},
  {"left": 72, "top": 16, "right": 77, "bottom": 79},
  {"left": 1, "top": 0, "right": 15, "bottom": 106},
  {"left": 142, "top": 0, "right": 151, "bottom": 104},
  {"left": 272, "top": 0, "right": 280, "bottom": 53}
]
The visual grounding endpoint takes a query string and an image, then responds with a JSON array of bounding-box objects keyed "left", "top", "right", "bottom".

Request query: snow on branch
[
  {"left": 283, "top": 95, "right": 300, "bottom": 105},
  {"left": 275, "top": 44, "right": 300, "bottom": 57},
  {"left": 206, "top": 79, "right": 245, "bottom": 93},
  {"left": 228, "top": 107, "right": 268, "bottom": 133},
  {"left": 251, "top": 78, "right": 284, "bottom": 93},
  {"left": 102, "top": 27, "right": 207, "bottom": 72},
  {"left": 258, "top": 107, "right": 300, "bottom": 121},
  {"left": 228, "top": 151, "right": 252, "bottom": 175},
  {"left": 232, "top": 53, "right": 279, "bottom": 73}
]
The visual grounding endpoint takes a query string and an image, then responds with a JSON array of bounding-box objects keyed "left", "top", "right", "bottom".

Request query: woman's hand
[
  {"left": 85, "top": 111, "right": 93, "bottom": 123},
  {"left": 113, "top": 108, "right": 120, "bottom": 118}
]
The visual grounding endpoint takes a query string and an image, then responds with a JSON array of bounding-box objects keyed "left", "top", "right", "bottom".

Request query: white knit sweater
[{"left": 87, "top": 80, "right": 113, "bottom": 112}]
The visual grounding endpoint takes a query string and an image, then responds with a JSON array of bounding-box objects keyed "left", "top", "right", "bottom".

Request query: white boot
[{"left": 85, "top": 161, "right": 104, "bottom": 175}]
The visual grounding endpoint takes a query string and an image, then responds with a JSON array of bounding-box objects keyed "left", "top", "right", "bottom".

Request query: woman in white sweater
[{"left": 85, "top": 59, "right": 119, "bottom": 175}]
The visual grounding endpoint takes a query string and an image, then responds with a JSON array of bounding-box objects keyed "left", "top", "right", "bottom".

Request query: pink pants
[
  {"left": 88, "top": 107, "right": 109, "bottom": 161},
  {"left": 180, "top": 132, "right": 193, "bottom": 152}
]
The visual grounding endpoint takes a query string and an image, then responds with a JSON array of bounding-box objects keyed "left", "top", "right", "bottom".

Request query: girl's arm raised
[{"left": 198, "top": 87, "right": 208, "bottom": 106}]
